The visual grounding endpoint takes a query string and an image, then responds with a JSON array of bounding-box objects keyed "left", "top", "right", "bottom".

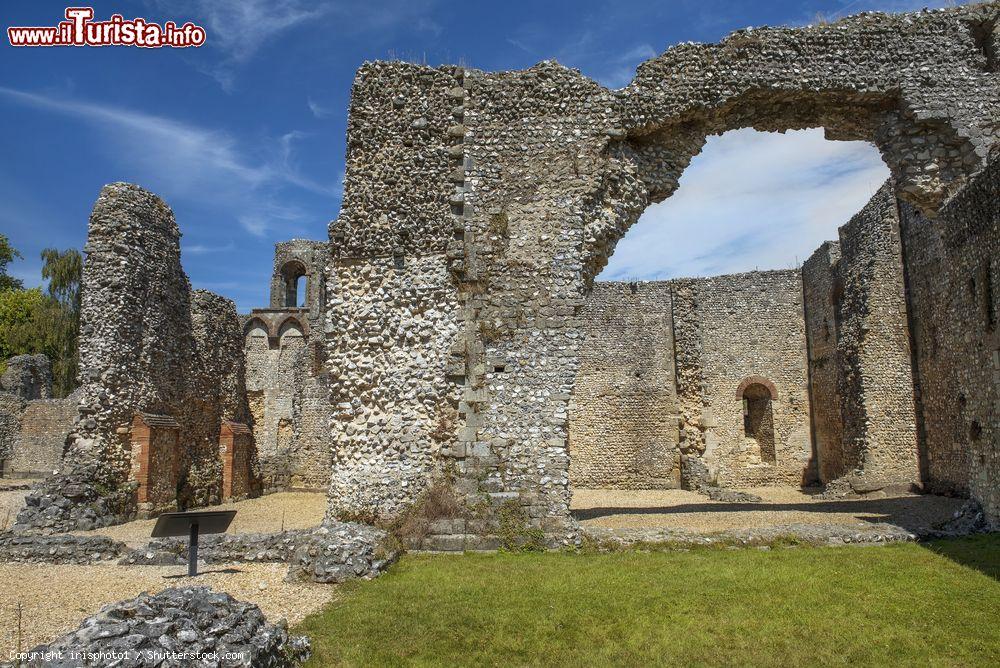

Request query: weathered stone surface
[
  {"left": 900, "top": 157, "right": 1000, "bottom": 528},
  {"left": 0, "top": 533, "right": 125, "bottom": 564},
  {"left": 803, "top": 183, "right": 921, "bottom": 490},
  {"left": 287, "top": 521, "right": 400, "bottom": 583},
  {"left": 583, "top": 522, "right": 924, "bottom": 548},
  {"left": 13, "top": 184, "right": 256, "bottom": 532},
  {"left": 12, "top": 459, "right": 136, "bottom": 533},
  {"left": 0, "top": 354, "right": 52, "bottom": 400},
  {"left": 20, "top": 586, "right": 310, "bottom": 667},
  {"left": 310, "top": 2, "right": 999, "bottom": 540},
  {"left": 121, "top": 530, "right": 309, "bottom": 566}
]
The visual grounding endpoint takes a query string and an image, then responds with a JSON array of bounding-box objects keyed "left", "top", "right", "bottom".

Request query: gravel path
[
  {"left": 0, "top": 482, "right": 33, "bottom": 531},
  {"left": 0, "top": 491, "right": 332, "bottom": 654},
  {"left": 0, "top": 562, "right": 335, "bottom": 655},
  {"left": 571, "top": 487, "right": 964, "bottom": 533},
  {"left": 81, "top": 491, "right": 328, "bottom": 547}
]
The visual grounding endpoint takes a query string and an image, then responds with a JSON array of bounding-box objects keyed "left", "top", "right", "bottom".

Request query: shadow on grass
[{"left": 920, "top": 533, "right": 1000, "bottom": 581}]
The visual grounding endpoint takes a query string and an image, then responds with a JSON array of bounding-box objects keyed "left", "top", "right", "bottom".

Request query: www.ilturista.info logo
[{"left": 8, "top": 7, "right": 206, "bottom": 48}]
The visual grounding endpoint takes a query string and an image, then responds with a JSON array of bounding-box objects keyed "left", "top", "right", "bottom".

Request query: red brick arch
[{"left": 736, "top": 376, "right": 777, "bottom": 401}]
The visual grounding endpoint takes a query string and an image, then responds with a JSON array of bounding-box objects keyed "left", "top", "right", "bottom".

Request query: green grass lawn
[{"left": 295, "top": 535, "right": 1000, "bottom": 667}]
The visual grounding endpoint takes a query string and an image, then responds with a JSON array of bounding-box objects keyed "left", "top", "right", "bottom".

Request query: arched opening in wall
[
  {"left": 742, "top": 383, "right": 776, "bottom": 464},
  {"left": 244, "top": 320, "right": 271, "bottom": 349},
  {"left": 278, "top": 318, "right": 305, "bottom": 351},
  {"left": 568, "top": 126, "right": 939, "bottom": 531},
  {"left": 281, "top": 261, "right": 308, "bottom": 308}
]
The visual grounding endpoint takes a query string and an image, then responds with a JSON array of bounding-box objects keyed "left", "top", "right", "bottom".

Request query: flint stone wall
[
  {"left": 569, "top": 274, "right": 814, "bottom": 490},
  {"left": 802, "top": 182, "right": 921, "bottom": 490},
  {"left": 0, "top": 354, "right": 52, "bottom": 400},
  {"left": 569, "top": 282, "right": 680, "bottom": 489},
  {"left": 802, "top": 242, "right": 846, "bottom": 481},
  {"left": 0, "top": 392, "right": 25, "bottom": 473},
  {"left": 0, "top": 533, "right": 125, "bottom": 564},
  {"left": 6, "top": 391, "right": 79, "bottom": 477},
  {"left": 15, "top": 184, "right": 255, "bottom": 532},
  {"left": 671, "top": 271, "right": 814, "bottom": 487},
  {"left": 250, "top": 239, "right": 333, "bottom": 491},
  {"left": 325, "top": 4, "right": 999, "bottom": 534},
  {"left": 900, "top": 157, "right": 999, "bottom": 527},
  {"left": 0, "top": 358, "right": 78, "bottom": 478},
  {"left": 324, "top": 62, "right": 463, "bottom": 520}
]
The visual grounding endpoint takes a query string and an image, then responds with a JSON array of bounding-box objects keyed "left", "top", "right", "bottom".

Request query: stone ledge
[{"left": 0, "top": 533, "right": 126, "bottom": 564}]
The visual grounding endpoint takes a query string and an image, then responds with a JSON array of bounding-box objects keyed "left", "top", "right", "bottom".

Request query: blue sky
[{"left": 0, "top": 0, "right": 957, "bottom": 311}]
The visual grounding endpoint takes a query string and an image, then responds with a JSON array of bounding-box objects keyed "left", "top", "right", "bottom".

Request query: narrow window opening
[{"left": 742, "top": 383, "right": 776, "bottom": 464}]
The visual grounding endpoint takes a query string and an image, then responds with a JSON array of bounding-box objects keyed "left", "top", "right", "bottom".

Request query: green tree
[
  {"left": 0, "top": 246, "right": 83, "bottom": 397},
  {"left": 0, "top": 234, "right": 23, "bottom": 292},
  {"left": 40, "top": 248, "right": 83, "bottom": 396},
  {"left": 0, "top": 287, "right": 48, "bottom": 366}
]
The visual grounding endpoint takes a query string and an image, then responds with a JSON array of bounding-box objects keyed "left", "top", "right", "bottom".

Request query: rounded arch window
[
  {"left": 741, "top": 381, "right": 776, "bottom": 464},
  {"left": 280, "top": 260, "right": 308, "bottom": 308}
]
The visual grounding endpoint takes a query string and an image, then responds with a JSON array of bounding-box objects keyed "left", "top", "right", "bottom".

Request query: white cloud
[
  {"left": 415, "top": 17, "right": 443, "bottom": 38},
  {"left": 307, "top": 96, "right": 333, "bottom": 119},
  {"left": 158, "top": 0, "right": 329, "bottom": 89},
  {"left": 159, "top": 0, "right": 440, "bottom": 90},
  {"left": 0, "top": 85, "right": 333, "bottom": 250},
  {"left": 183, "top": 242, "right": 236, "bottom": 254},
  {"left": 599, "top": 128, "right": 890, "bottom": 281},
  {"left": 597, "top": 43, "right": 658, "bottom": 88},
  {"left": 0, "top": 86, "right": 332, "bottom": 198}
]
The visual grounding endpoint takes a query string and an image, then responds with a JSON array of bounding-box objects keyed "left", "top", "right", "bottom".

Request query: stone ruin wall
[
  {"left": 900, "top": 158, "right": 999, "bottom": 527},
  {"left": 802, "top": 242, "right": 846, "bottom": 481},
  {"left": 7, "top": 4, "right": 992, "bottom": 535},
  {"left": 244, "top": 320, "right": 299, "bottom": 490},
  {"left": 834, "top": 184, "right": 920, "bottom": 489},
  {"left": 1, "top": 354, "right": 53, "bottom": 400},
  {"left": 0, "top": 355, "right": 78, "bottom": 477},
  {"left": 323, "top": 3, "right": 999, "bottom": 536},
  {"left": 672, "top": 271, "right": 814, "bottom": 488},
  {"left": 802, "top": 183, "right": 921, "bottom": 490},
  {"left": 7, "top": 394, "right": 79, "bottom": 477},
  {"left": 323, "top": 63, "right": 463, "bottom": 520},
  {"left": 14, "top": 183, "right": 255, "bottom": 532},
  {"left": 244, "top": 239, "right": 331, "bottom": 492},
  {"left": 569, "top": 272, "right": 814, "bottom": 491},
  {"left": 568, "top": 282, "right": 680, "bottom": 490}
]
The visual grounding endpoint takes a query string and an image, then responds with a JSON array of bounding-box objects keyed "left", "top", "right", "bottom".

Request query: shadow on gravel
[
  {"left": 163, "top": 567, "right": 244, "bottom": 579},
  {"left": 571, "top": 495, "right": 956, "bottom": 533}
]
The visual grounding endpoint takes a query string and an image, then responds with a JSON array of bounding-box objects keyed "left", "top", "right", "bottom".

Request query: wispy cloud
[
  {"left": 159, "top": 0, "right": 442, "bottom": 90},
  {"left": 600, "top": 128, "right": 890, "bottom": 281},
  {"left": 184, "top": 242, "right": 236, "bottom": 254},
  {"left": 0, "top": 85, "right": 333, "bottom": 248},
  {"left": 598, "top": 43, "right": 658, "bottom": 88},
  {"left": 307, "top": 96, "right": 333, "bottom": 118},
  {"left": 158, "top": 0, "right": 330, "bottom": 90},
  {"left": 415, "top": 17, "right": 443, "bottom": 38},
  {"left": 0, "top": 85, "right": 331, "bottom": 198}
]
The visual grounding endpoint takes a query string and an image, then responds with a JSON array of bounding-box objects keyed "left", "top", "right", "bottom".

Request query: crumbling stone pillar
[
  {"left": 129, "top": 412, "right": 181, "bottom": 518},
  {"left": 219, "top": 420, "right": 252, "bottom": 501}
]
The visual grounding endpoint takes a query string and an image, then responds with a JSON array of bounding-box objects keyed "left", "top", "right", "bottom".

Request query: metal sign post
[{"left": 150, "top": 510, "right": 237, "bottom": 577}]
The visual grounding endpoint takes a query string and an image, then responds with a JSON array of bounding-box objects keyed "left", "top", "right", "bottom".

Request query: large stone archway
[{"left": 323, "top": 3, "right": 998, "bottom": 540}]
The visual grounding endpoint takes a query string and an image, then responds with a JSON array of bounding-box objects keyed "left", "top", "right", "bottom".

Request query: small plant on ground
[{"left": 496, "top": 499, "right": 545, "bottom": 552}]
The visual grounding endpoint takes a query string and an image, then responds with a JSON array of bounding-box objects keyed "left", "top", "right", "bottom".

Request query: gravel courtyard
[
  {"left": 0, "top": 491, "right": 330, "bottom": 654},
  {"left": 571, "top": 487, "right": 965, "bottom": 533},
  {"left": 0, "top": 486, "right": 971, "bottom": 654}
]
